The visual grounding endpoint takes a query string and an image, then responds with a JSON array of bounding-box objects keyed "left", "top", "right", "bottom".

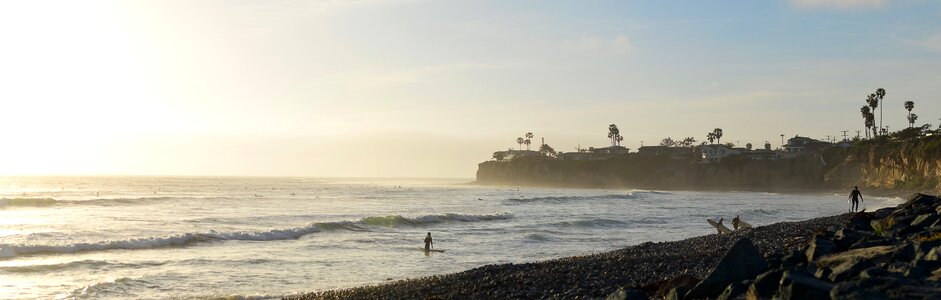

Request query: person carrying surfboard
[
  {"left": 732, "top": 215, "right": 741, "bottom": 230},
  {"left": 424, "top": 232, "right": 434, "bottom": 251},
  {"left": 849, "top": 186, "right": 864, "bottom": 212}
]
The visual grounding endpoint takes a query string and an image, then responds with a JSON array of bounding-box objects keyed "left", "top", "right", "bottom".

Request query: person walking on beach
[
  {"left": 849, "top": 186, "right": 864, "bottom": 212},
  {"left": 424, "top": 232, "right": 434, "bottom": 251}
]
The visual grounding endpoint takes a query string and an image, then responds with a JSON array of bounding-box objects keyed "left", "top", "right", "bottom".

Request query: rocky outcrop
[
  {"left": 632, "top": 193, "right": 941, "bottom": 300},
  {"left": 477, "top": 137, "right": 941, "bottom": 194}
]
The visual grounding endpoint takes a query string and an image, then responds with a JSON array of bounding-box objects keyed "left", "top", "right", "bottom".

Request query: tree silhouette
[
  {"left": 713, "top": 128, "right": 724, "bottom": 144},
  {"left": 607, "top": 124, "right": 622, "bottom": 147},
  {"left": 876, "top": 88, "right": 886, "bottom": 133},
  {"left": 905, "top": 101, "right": 915, "bottom": 128},
  {"left": 860, "top": 106, "right": 873, "bottom": 139},
  {"left": 706, "top": 132, "right": 716, "bottom": 144},
  {"left": 866, "top": 93, "right": 879, "bottom": 136},
  {"left": 908, "top": 114, "right": 918, "bottom": 129},
  {"left": 516, "top": 137, "right": 524, "bottom": 150},
  {"left": 660, "top": 137, "right": 675, "bottom": 147},
  {"left": 538, "top": 144, "right": 556, "bottom": 157},
  {"left": 524, "top": 139, "right": 532, "bottom": 151}
]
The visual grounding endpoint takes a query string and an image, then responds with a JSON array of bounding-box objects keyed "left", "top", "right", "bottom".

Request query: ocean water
[{"left": 0, "top": 176, "right": 903, "bottom": 299}]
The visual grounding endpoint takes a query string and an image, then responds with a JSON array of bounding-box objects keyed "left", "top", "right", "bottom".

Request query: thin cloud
[
  {"left": 566, "top": 35, "right": 634, "bottom": 55},
  {"left": 789, "top": 0, "right": 886, "bottom": 9}
]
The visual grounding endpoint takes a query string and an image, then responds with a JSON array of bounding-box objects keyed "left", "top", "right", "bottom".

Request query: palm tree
[
  {"left": 860, "top": 106, "right": 872, "bottom": 139},
  {"left": 866, "top": 94, "right": 879, "bottom": 136},
  {"left": 524, "top": 139, "right": 532, "bottom": 151},
  {"left": 713, "top": 128, "right": 723, "bottom": 144},
  {"left": 904, "top": 101, "right": 915, "bottom": 128},
  {"left": 516, "top": 137, "right": 524, "bottom": 150},
  {"left": 706, "top": 132, "right": 716, "bottom": 144},
  {"left": 660, "top": 137, "right": 675, "bottom": 147},
  {"left": 607, "top": 124, "right": 621, "bottom": 147},
  {"left": 908, "top": 114, "right": 918, "bottom": 129},
  {"left": 616, "top": 135, "right": 624, "bottom": 147},
  {"left": 876, "top": 88, "right": 886, "bottom": 133}
]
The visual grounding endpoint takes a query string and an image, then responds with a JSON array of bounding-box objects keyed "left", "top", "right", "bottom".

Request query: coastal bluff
[{"left": 476, "top": 137, "right": 941, "bottom": 193}]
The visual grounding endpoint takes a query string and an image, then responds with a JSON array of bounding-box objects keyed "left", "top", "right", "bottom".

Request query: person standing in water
[
  {"left": 849, "top": 186, "right": 864, "bottom": 212},
  {"left": 424, "top": 232, "right": 433, "bottom": 251}
]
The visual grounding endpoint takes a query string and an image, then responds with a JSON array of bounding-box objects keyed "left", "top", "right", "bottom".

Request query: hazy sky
[{"left": 1, "top": 0, "right": 940, "bottom": 178}]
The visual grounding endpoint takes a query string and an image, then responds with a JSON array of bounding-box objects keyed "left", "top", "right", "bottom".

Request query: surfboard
[
  {"left": 737, "top": 220, "right": 753, "bottom": 229},
  {"left": 419, "top": 248, "right": 446, "bottom": 253},
  {"left": 707, "top": 219, "right": 733, "bottom": 234}
]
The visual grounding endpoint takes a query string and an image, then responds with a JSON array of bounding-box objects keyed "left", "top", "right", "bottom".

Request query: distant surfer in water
[
  {"left": 732, "top": 215, "right": 741, "bottom": 230},
  {"left": 849, "top": 186, "right": 864, "bottom": 212},
  {"left": 424, "top": 232, "right": 434, "bottom": 251}
]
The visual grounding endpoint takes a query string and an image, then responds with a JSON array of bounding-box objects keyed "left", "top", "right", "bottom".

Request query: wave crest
[
  {"left": 505, "top": 192, "right": 659, "bottom": 204},
  {"left": 0, "top": 213, "right": 511, "bottom": 258}
]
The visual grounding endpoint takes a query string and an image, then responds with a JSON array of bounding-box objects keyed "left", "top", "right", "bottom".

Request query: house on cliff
[
  {"left": 557, "top": 146, "right": 631, "bottom": 160},
  {"left": 638, "top": 146, "right": 695, "bottom": 160},
  {"left": 785, "top": 136, "right": 832, "bottom": 153},
  {"left": 492, "top": 150, "right": 541, "bottom": 161},
  {"left": 701, "top": 144, "right": 741, "bottom": 163}
]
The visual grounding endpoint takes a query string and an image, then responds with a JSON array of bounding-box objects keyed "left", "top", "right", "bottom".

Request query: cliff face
[{"left": 477, "top": 137, "right": 941, "bottom": 193}]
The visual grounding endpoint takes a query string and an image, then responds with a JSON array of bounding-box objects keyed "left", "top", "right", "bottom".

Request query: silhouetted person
[
  {"left": 424, "top": 232, "right": 433, "bottom": 251},
  {"left": 716, "top": 218, "right": 725, "bottom": 234},
  {"left": 849, "top": 186, "right": 864, "bottom": 212},
  {"left": 732, "top": 215, "right": 741, "bottom": 230}
]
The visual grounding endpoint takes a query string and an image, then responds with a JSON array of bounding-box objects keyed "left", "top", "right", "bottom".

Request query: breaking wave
[
  {"left": 0, "top": 213, "right": 512, "bottom": 258},
  {"left": 549, "top": 218, "right": 628, "bottom": 228},
  {"left": 0, "top": 196, "right": 225, "bottom": 208},
  {"left": 504, "top": 190, "right": 668, "bottom": 204}
]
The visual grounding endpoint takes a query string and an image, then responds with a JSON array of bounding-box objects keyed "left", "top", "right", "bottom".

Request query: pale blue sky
[{"left": 0, "top": 0, "right": 939, "bottom": 177}]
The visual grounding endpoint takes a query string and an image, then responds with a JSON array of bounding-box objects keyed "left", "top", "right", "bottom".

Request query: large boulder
[
  {"left": 831, "top": 276, "right": 941, "bottom": 299},
  {"left": 833, "top": 228, "right": 873, "bottom": 252},
  {"left": 816, "top": 245, "right": 898, "bottom": 268},
  {"left": 685, "top": 238, "right": 767, "bottom": 299},
  {"left": 605, "top": 288, "right": 649, "bottom": 300},
  {"left": 805, "top": 236, "right": 836, "bottom": 263},
  {"left": 745, "top": 270, "right": 783, "bottom": 300},
  {"left": 777, "top": 270, "right": 833, "bottom": 300}
]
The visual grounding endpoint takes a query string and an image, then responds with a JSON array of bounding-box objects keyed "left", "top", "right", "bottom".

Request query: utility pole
[
  {"left": 841, "top": 130, "right": 848, "bottom": 142},
  {"left": 780, "top": 134, "right": 785, "bottom": 146}
]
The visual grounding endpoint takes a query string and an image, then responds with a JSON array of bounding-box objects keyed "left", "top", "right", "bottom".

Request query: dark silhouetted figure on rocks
[{"left": 849, "top": 186, "right": 864, "bottom": 212}]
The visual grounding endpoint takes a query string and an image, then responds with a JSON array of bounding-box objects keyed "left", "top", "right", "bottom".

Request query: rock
[
  {"left": 776, "top": 270, "right": 833, "bottom": 300},
  {"left": 904, "top": 194, "right": 938, "bottom": 211},
  {"left": 805, "top": 236, "right": 836, "bottom": 263},
  {"left": 834, "top": 228, "right": 872, "bottom": 252},
  {"left": 827, "top": 257, "right": 874, "bottom": 282},
  {"left": 858, "top": 267, "right": 892, "bottom": 279},
  {"left": 847, "top": 212, "right": 876, "bottom": 231},
  {"left": 816, "top": 245, "right": 898, "bottom": 268},
  {"left": 886, "top": 262, "right": 929, "bottom": 278},
  {"left": 849, "top": 237, "right": 892, "bottom": 250},
  {"left": 911, "top": 213, "right": 939, "bottom": 230},
  {"left": 605, "top": 288, "right": 649, "bottom": 300},
  {"left": 655, "top": 274, "right": 699, "bottom": 299},
  {"left": 780, "top": 250, "right": 806, "bottom": 268},
  {"left": 744, "top": 270, "right": 783, "bottom": 300},
  {"left": 685, "top": 238, "right": 768, "bottom": 299},
  {"left": 665, "top": 287, "right": 687, "bottom": 300},
  {"left": 716, "top": 280, "right": 749, "bottom": 300},
  {"left": 831, "top": 276, "right": 941, "bottom": 299}
]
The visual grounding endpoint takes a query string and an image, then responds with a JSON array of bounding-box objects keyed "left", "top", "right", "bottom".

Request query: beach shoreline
[{"left": 287, "top": 214, "right": 852, "bottom": 299}]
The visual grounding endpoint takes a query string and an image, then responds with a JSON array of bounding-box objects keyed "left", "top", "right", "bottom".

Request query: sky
[{"left": 0, "top": 0, "right": 940, "bottom": 178}]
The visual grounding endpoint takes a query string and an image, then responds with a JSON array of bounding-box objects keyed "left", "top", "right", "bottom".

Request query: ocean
[{"left": 0, "top": 176, "right": 902, "bottom": 299}]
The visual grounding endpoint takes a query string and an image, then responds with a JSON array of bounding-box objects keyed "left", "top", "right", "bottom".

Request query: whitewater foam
[{"left": 0, "top": 212, "right": 512, "bottom": 258}]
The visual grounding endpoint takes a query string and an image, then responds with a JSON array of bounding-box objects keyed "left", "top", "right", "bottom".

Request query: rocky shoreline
[{"left": 287, "top": 193, "right": 941, "bottom": 300}]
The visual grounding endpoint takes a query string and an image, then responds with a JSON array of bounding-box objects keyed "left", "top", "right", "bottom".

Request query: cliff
[{"left": 477, "top": 136, "right": 941, "bottom": 193}]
